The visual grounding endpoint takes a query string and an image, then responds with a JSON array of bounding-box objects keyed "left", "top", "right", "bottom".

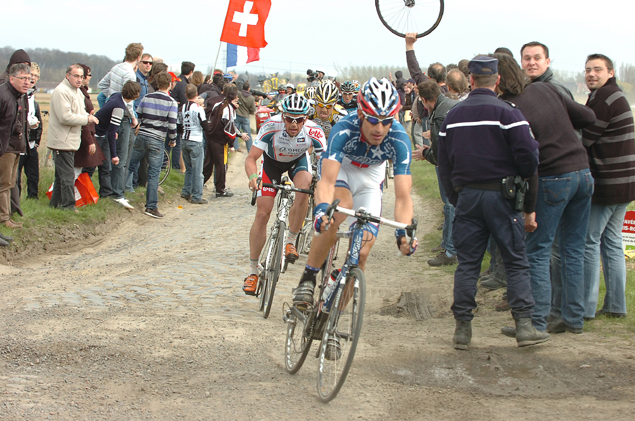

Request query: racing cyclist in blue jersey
[
  {"left": 337, "top": 80, "right": 359, "bottom": 112},
  {"left": 293, "top": 77, "right": 418, "bottom": 307},
  {"left": 243, "top": 94, "right": 326, "bottom": 295}
]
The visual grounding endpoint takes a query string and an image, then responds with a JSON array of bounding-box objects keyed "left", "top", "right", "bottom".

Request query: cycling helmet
[
  {"left": 304, "top": 86, "right": 317, "bottom": 100},
  {"left": 351, "top": 80, "right": 361, "bottom": 92},
  {"left": 340, "top": 81, "right": 356, "bottom": 93},
  {"left": 357, "top": 77, "right": 400, "bottom": 117},
  {"left": 280, "top": 93, "right": 310, "bottom": 115},
  {"left": 315, "top": 80, "right": 339, "bottom": 105},
  {"left": 286, "top": 83, "right": 294, "bottom": 89}
]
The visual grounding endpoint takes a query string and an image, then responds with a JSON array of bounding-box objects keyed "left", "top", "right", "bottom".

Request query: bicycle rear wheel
[
  {"left": 317, "top": 267, "right": 366, "bottom": 402},
  {"left": 284, "top": 306, "right": 313, "bottom": 374},
  {"left": 262, "top": 221, "right": 285, "bottom": 319},
  {"left": 159, "top": 149, "right": 171, "bottom": 186},
  {"left": 375, "top": 0, "right": 444, "bottom": 38}
]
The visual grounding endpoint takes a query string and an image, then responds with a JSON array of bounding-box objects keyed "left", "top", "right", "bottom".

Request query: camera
[{"left": 307, "top": 69, "right": 319, "bottom": 83}]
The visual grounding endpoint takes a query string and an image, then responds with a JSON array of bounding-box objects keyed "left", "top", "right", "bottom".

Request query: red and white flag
[{"left": 220, "top": 0, "right": 271, "bottom": 49}]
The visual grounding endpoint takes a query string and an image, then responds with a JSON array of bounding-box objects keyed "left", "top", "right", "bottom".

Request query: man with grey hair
[
  {"left": 47, "top": 64, "right": 99, "bottom": 210},
  {"left": 0, "top": 63, "right": 31, "bottom": 233}
]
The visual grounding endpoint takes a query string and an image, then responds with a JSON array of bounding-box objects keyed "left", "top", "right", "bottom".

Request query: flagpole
[{"left": 213, "top": 42, "right": 223, "bottom": 72}]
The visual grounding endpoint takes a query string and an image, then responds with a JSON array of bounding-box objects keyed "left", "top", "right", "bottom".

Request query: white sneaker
[{"left": 114, "top": 197, "right": 134, "bottom": 209}]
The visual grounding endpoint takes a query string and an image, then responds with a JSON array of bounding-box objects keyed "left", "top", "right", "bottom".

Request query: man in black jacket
[
  {"left": 0, "top": 63, "right": 30, "bottom": 231},
  {"left": 413, "top": 81, "right": 459, "bottom": 267},
  {"left": 17, "top": 63, "right": 42, "bottom": 200}
]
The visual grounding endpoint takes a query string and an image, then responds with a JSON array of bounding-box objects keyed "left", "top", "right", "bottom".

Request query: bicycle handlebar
[
  {"left": 333, "top": 205, "right": 416, "bottom": 233},
  {"left": 261, "top": 183, "right": 314, "bottom": 196}
]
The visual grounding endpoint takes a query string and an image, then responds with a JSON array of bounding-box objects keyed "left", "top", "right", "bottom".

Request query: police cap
[{"left": 468, "top": 56, "right": 498, "bottom": 75}]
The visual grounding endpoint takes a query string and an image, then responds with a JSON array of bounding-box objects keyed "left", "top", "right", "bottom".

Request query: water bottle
[{"left": 321, "top": 269, "right": 340, "bottom": 313}]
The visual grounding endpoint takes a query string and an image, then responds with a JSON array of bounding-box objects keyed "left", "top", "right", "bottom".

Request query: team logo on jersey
[{"left": 308, "top": 128, "right": 323, "bottom": 139}]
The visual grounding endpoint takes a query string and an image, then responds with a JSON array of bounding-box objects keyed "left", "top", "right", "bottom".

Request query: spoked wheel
[
  {"left": 296, "top": 200, "right": 314, "bottom": 256},
  {"left": 317, "top": 267, "right": 366, "bottom": 402},
  {"left": 284, "top": 305, "right": 313, "bottom": 374},
  {"left": 375, "top": 0, "right": 444, "bottom": 38},
  {"left": 159, "top": 149, "right": 171, "bottom": 186},
  {"left": 257, "top": 235, "right": 273, "bottom": 312},
  {"left": 262, "top": 222, "right": 285, "bottom": 319}
]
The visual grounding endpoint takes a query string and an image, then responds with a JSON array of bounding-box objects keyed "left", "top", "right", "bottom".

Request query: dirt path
[{"left": 1, "top": 158, "right": 634, "bottom": 420}]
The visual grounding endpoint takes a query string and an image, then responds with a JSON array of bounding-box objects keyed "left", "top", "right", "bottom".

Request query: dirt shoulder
[{"left": 1, "top": 156, "right": 634, "bottom": 420}]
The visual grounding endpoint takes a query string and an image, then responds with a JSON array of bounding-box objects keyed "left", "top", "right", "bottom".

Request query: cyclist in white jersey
[{"left": 243, "top": 94, "right": 326, "bottom": 295}]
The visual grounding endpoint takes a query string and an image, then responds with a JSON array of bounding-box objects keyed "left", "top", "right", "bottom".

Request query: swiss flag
[{"left": 220, "top": 0, "right": 271, "bottom": 49}]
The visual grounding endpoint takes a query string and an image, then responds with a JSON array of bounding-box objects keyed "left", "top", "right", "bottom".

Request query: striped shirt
[
  {"left": 137, "top": 91, "right": 178, "bottom": 142},
  {"left": 583, "top": 77, "right": 635, "bottom": 204},
  {"left": 98, "top": 62, "right": 136, "bottom": 98}
]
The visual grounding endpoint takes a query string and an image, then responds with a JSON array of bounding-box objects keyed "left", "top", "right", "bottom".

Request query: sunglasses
[
  {"left": 283, "top": 115, "right": 307, "bottom": 124},
  {"left": 316, "top": 103, "right": 333, "bottom": 109},
  {"left": 141, "top": 61, "right": 153, "bottom": 65},
  {"left": 360, "top": 110, "right": 394, "bottom": 126}
]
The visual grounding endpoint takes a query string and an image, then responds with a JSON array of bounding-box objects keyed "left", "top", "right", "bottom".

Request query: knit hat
[{"left": 7, "top": 49, "right": 31, "bottom": 70}]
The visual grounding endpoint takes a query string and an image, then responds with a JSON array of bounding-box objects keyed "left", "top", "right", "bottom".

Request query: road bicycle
[
  {"left": 283, "top": 200, "right": 417, "bottom": 402},
  {"left": 375, "top": 0, "right": 444, "bottom": 38},
  {"left": 295, "top": 152, "right": 320, "bottom": 256},
  {"left": 251, "top": 177, "right": 314, "bottom": 319}
]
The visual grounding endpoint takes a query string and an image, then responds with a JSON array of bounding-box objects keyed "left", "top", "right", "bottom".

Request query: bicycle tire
[
  {"left": 317, "top": 267, "right": 366, "bottom": 402},
  {"left": 284, "top": 306, "right": 313, "bottom": 374},
  {"left": 263, "top": 221, "right": 285, "bottom": 319},
  {"left": 296, "top": 196, "right": 314, "bottom": 256},
  {"left": 159, "top": 149, "right": 170, "bottom": 186},
  {"left": 258, "top": 233, "right": 273, "bottom": 312},
  {"left": 375, "top": 0, "right": 444, "bottom": 38}
]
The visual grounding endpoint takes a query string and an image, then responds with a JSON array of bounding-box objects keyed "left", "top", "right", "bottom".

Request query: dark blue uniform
[{"left": 438, "top": 88, "right": 539, "bottom": 321}]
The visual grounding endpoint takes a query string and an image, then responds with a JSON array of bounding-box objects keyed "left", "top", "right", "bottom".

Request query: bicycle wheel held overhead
[{"left": 375, "top": 0, "right": 444, "bottom": 38}]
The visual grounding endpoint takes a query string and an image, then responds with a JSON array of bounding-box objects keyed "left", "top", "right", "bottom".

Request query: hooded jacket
[{"left": 46, "top": 78, "right": 89, "bottom": 151}]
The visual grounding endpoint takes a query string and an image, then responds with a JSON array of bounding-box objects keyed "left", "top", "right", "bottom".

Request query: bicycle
[
  {"left": 159, "top": 149, "right": 171, "bottom": 186},
  {"left": 251, "top": 177, "right": 314, "bottom": 319},
  {"left": 283, "top": 200, "right": 417, "bottom": 402},
  {"left": 375, "top": 0, "right": 444, "bottom": 38}
]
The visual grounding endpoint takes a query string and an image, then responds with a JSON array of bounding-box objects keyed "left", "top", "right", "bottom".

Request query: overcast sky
[{"left": 3, "top": 0, "right": 634, "bottom": 77}]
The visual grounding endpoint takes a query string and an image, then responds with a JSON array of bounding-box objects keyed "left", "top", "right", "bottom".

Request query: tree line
[{"left": 0, "top": 46, "right": 117, "bottom": 90}]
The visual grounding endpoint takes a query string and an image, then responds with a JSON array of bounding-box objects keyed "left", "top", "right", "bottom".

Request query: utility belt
[{"left": 455, "top": 176, "right": 528, "bottom": 212}]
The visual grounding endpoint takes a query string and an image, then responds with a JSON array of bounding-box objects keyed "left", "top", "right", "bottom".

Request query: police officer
[{"left": 437, "top": 56, "right": 550, "bottom": 350}]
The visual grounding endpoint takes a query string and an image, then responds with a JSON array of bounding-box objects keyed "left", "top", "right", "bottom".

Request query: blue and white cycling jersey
[{"left": 323, "top": 112, "right": 412, "bottom": 175}]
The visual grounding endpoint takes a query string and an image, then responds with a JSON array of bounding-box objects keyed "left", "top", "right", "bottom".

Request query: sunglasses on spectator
[
  {"left": 141, "top": 61, "right": 153, "bottom": 65},
  {"left": 360, "top": 110, "right": 394, "bottom": 126},
  {"left": 316, "top": 103, "right": 333, "bottom": 109},
  {"left": 283, "top": 115, "right": 307, "bottom": 124}
]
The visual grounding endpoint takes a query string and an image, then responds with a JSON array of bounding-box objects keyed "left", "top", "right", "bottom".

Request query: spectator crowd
[{"left": 0, "top": 37, "right": 632, "bottom": 342}]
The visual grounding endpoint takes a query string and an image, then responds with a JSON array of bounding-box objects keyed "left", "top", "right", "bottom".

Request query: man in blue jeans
[
  {"left": 129, "top": 72, "right": 177, "bottom": 218},
  {"left": 412, "top": 80, "right": 459, "bottom": 266},
  {"left": 179, "top": 84, "right": 210, "bottom": 204},
  {"left": 236, "top": 81, "right": 256, "bottom": 152},
  {"left": 582, "top": 54, "right": 635, "bottom": 319}
]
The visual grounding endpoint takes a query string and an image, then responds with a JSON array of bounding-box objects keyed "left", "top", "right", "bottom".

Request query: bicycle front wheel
[
  {"left": 317, "top": 267, "right": 366, "bottom": 402},
  {"left": 375, "top": 0, "right": 444, "bottom": 38},
  {"left": 262, "top": 221, "right": 285, "bottom": 319},
  {"left": 284, "top": 306, "right": 313, "bottom": 374}
]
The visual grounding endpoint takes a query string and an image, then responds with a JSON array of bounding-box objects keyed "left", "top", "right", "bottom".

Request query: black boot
[
  {"left": 453, "top": 319, "right": 472, "bottom": 350},
  {"left": 515, "top": 317, "right": 550, "bottom": 347}
]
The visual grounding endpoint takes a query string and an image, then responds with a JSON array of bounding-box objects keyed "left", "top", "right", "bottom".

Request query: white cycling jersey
[{"left": 253, "top": 114, "right": 326, "bottom": 162}]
